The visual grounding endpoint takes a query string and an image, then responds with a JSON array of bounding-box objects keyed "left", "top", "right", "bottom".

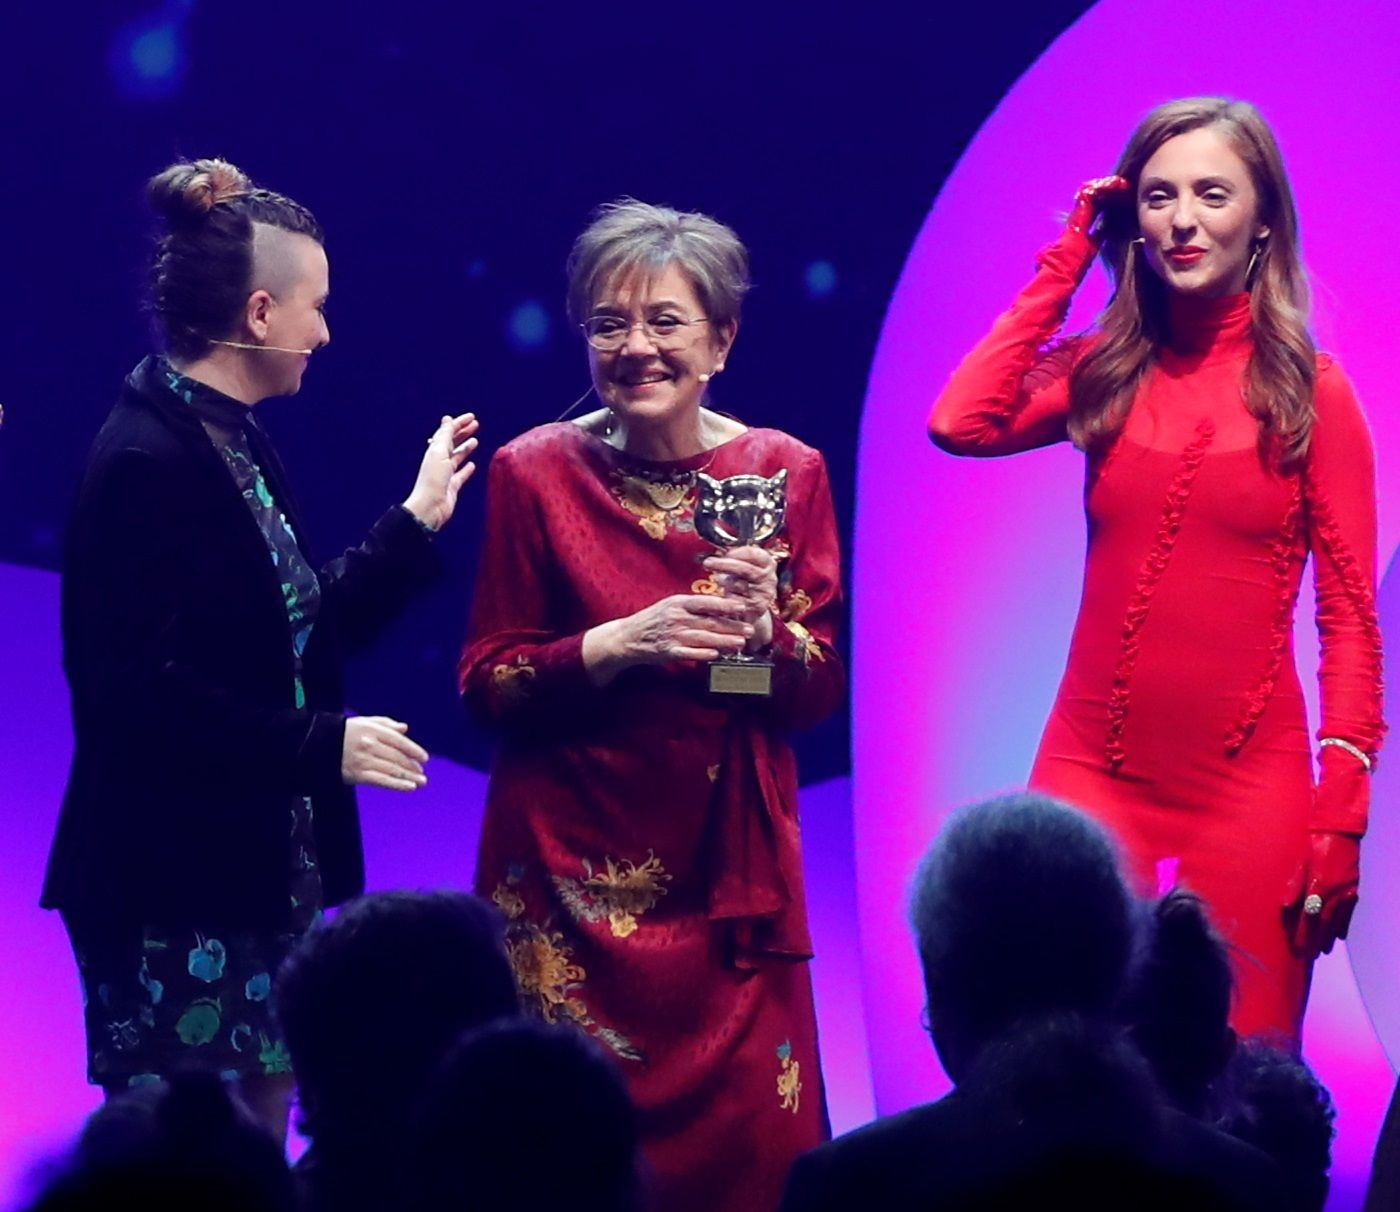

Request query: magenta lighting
[{"left": 855, "top": 3, "right": 1400, "bottom": 1207}]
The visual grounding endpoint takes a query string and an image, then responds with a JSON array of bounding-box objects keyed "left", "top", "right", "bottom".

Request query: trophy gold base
[{"left": 709, "top": 658, "right": 774, "bottom": 697}]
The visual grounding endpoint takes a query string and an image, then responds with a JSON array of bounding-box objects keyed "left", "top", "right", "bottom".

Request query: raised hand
[
  {"left": 403, "top": 413, "right": 480, "bottom": 531},
  {"left": 1067, "top": 175, "right": 1132, "bottom": 236}
]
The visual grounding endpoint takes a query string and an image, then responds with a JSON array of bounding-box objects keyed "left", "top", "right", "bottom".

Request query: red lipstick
[{"left": 1166, "top": 246, "right": 1206, "bottom": 266}]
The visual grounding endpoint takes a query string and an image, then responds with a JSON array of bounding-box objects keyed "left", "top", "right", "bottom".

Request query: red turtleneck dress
[{"left": 929, "top": 227, "right": 1383, "bottom": 1040}]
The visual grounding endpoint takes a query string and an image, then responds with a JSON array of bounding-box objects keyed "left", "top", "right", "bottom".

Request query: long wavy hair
[{"left": 1068, "top": 98, "right": 1315, "bottom": 468}]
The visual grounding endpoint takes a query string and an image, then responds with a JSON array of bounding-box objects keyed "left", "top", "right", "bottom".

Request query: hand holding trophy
[{"left": 694, "top": 469, "right": 788, "bottom": 696}]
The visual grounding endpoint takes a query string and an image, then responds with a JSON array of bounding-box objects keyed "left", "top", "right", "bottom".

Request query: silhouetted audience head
[
  {"left": 24, "top": 1074, "right": 295, "bottom": 1212},
  {"left": 777, "top": 794, "right": 1287, "bottom": 1212},
  {"left": 1215, "top": 1040, "right": 1334, "bottom": 1212},
  {"left": 1122, "top": 888, "right": 1237, "bottom": 1117},
  {"left": 409, "top": 1018, "right": 647, "bottom": 1212},
  {"left": 910, "top": 791, "right": 1137, "bottom": 1080},
  {"left": 274, "top": 890, "right": 519, "bottom": 1165}
]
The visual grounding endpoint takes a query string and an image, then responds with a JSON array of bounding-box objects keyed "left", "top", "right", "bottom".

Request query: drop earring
[{"left": 1246, "top": 237, "right": 1268, "bottom": 288}]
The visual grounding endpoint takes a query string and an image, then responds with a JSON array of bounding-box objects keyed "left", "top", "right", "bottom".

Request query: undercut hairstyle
[
  {"left": 145, "top": 157, "right": 323, "bottom": 360},
  {"left": 911, "top": 792, "right": 1137, "bottom": 1050},
  {"left": 1070, "top": 97, "right": 1316, "bottom": 469},
  {"left": 566, "top": 198, "right": 750, "bottom": 328}
]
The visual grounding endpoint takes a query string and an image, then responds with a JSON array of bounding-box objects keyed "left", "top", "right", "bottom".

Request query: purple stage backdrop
[
  {"left": 8, "top": 5, "right": 1400, "bottom": 1208},
  {"left": 0, "top": 562, "right": 872, "bottom": 1208},
  {"left": 854, "top": 2, "right": 1400, "bottom": 1208}
]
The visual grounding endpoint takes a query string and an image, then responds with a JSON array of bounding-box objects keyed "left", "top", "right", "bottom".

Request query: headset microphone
[
  {"left": 553, "top": 385, "right": 598, "bottom": 423},
  {"left": 211, "top": 339, "right": 315, "bottom": 355}
]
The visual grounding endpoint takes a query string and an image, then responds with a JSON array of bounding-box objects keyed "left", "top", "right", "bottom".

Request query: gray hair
[
  {"left": 566, "top": 198, "right": 750, "bottom": 328},
  {"left": 911, "top": 793, "right": 1136, "bottom": 1041}
]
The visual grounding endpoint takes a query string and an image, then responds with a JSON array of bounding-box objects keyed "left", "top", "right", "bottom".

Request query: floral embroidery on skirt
[
  {"left": 776, "top": 1040, "right": 802, "bottom": 1113},
  {"left": 552, "top": 851, "right": 672, "bottom": 938},
  {"left": 492, "top": 865, "right": 643, "bottom": 1062}
]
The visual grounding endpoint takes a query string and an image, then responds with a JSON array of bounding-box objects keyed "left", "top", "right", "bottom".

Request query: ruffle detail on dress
[
  {"left": 1105, "top": 418, "right": 1216, "bottom": 768},
  {"left": 1301, "top": 475, "right": 1387, "bottom": 758},
  {"left": 1225, "top": 477, "right": 1305, "bottom": 755}
]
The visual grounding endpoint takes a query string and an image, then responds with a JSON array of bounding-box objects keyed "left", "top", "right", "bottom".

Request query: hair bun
[{"left": 147, "top": 157, "right": 251, "bottom": 225}]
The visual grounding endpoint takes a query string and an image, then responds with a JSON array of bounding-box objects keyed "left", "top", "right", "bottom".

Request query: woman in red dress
[
  {"left": 928, "top": 97, "right": 1383, "bottom": 1042},
  {"left": 459, "top": 200, "right": 843, "bottom": 1211}
]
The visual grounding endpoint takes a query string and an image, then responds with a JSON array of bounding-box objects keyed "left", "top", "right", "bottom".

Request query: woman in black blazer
[{"left": 42, "top": 158, "right": 479, "bottom": 1136}]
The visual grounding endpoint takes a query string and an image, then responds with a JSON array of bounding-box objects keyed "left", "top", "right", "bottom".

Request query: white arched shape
[{"left": 854, "top": 0, "right": 1400, "bottom": 1193}]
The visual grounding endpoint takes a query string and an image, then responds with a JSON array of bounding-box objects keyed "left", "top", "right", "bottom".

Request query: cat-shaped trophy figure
[{"left": 694, "top": 469, "right": 788, "bottom": 696}]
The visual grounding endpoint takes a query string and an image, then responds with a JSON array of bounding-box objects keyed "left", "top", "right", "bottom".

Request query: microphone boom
[{"left": 210, "top": 339, "right": 314, "bottom": 355}]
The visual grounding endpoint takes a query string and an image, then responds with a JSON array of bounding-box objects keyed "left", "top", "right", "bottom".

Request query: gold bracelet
[{"left": 1320, "top": 737, "right": 1373, "bottom": 772}]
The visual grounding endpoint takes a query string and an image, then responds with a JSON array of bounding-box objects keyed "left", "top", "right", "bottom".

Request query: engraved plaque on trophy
[{"left": 694, "top": 469, "right": 788, "bottom": 697}]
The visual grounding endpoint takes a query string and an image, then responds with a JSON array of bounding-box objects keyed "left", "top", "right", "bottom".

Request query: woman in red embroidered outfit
[
  {"left": 459, "top": 201, "right": 843, "bottom": 1211},
  {"left": 928, "top": 98, "right": 1383, "bottom": 1042}
]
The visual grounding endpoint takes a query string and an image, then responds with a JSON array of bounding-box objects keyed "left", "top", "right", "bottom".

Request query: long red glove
[
  {"left": 1066, "top": 175, "right": 1132, "bottom": 238},
  {"left": 1283, "top": 746, "right": 1369, "bottom": 957}
]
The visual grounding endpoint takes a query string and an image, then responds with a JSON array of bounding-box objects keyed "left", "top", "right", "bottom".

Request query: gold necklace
[{"left": 606, "top": 435, "right": 722, "bottom": 541}]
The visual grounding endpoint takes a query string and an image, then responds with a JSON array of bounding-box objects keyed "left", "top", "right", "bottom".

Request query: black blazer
[
  {"left": 43, "top": 358, "right": 438, "bottom": 927},
  {"left": 779, "top": 1090, "right": 1288, "bottom": 1212}
]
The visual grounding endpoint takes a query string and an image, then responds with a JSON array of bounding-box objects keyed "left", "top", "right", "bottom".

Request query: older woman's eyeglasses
[{"left": 581, "top": 314, "right": 710, "bottom": 352}]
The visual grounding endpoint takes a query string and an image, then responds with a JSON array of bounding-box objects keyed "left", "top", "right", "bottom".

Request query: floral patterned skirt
[
  {"left": 65, "top": 795, "right": 323, "bottom": 1090},
  {"left": 477, "top": 773, "right": 826, "bottom": 1212}
]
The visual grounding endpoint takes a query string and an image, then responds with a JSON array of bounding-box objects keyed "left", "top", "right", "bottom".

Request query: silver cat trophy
[{"left": 694, "top": 469, "right": 788, "bottom": 697}]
